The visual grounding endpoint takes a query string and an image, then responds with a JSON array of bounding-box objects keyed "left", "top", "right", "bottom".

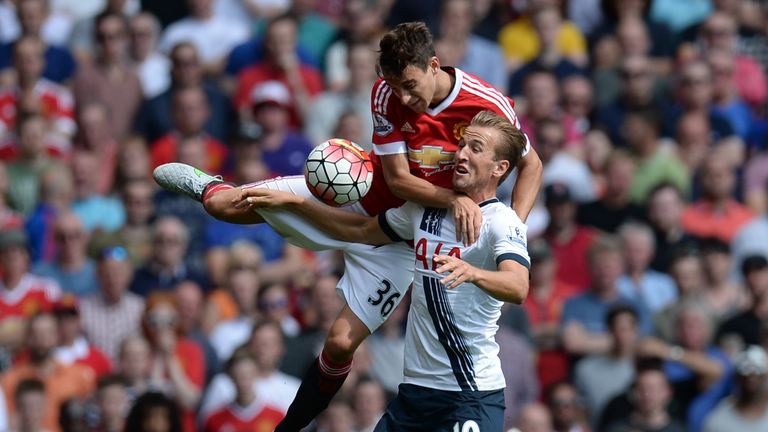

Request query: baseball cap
[
  {"left": 735, "top": 345, "right": 768, "bottom": 376},
  {"left": 0, "top": 229, "right": 27, "bottom": 251},
  {"left": 250, "top": 80, "right": 291, "bottom": 108},
  {"left": 544, "top": 183, "right": 572, "bottom": 205}
]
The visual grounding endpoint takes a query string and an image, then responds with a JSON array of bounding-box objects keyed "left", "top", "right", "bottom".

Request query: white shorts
[{"left": 244, "top": 176, "right": 413, "bottom": 333}]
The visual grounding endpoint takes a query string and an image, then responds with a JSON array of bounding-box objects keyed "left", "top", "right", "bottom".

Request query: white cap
[{"left": 250, "top": 80, "right": 291, "bottom": 107}]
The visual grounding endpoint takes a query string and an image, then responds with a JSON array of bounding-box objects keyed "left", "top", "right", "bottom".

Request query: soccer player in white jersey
[
  {"left": 236, "top": 110, "right": 532, "bottom": 431},
  {"left": 154, "top": 22, "right": 541, "bottom": 430}
]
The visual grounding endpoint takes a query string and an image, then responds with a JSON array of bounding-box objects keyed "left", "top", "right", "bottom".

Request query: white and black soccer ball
[{"left": 304, "top": 138, "right": 374, "bottom": 207}]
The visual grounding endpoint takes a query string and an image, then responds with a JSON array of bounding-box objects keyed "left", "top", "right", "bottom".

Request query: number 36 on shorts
[{"left": 367, "top": 278, "right": 401, "bottom": 318}]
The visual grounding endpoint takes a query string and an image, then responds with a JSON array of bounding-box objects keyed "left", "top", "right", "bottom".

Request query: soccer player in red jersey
[{"left": 154, "top": 22, "right": 542, "bottom": 430}]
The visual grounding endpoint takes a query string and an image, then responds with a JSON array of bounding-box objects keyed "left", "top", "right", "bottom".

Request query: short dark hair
[
  {"left": 15, "top": 378, "right": 44, "bottom": 401},
  {"left": 376, "top": 22, "right": 436, "bottom": 79},
  {"left": 742, "top": 255, "right": 768, "bottom": 278},
  {"left": 605, "top": 304, "right": 638, "bottom": 328},
  {"left": 124, "top": 392, "right": 182, "bottom": 432},
  {"left": 469, "top": 110, "right": 527, "bottom": 183},
  {"left": 225, "top": 345, "right": 257, "bottom": 376},
  {"left": 97, "top": 374, "right": 127, "bottom": 392}
]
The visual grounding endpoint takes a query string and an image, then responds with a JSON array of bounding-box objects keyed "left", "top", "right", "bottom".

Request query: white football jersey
[{"left": 380, "top": 198, "right": 530, "bottom": 391}]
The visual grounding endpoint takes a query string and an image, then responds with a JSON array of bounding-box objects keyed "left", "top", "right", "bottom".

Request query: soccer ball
[{"left": 305, "top": 138, "right": 374, "bottom": 207}]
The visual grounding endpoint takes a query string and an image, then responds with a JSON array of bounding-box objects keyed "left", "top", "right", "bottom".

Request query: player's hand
[
  {"left": 450, "top": 194, "right": 482, "bottom": 246},
  {"left": 434, "top": 255, "right": 477, "bottom": 289},
  {"left": 232, "top": 188, "right": 302, "bottom": 209}
]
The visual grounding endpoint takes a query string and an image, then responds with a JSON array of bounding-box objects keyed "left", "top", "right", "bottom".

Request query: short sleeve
[
  {"left": 488, "top": 209, "right": 530, "bottom": 269},
  {"left": 370, "top": 79, "right": 407, "bottom": 155},
  {"left": 382, "top": 201, "right": 419, "bottom": 241}
]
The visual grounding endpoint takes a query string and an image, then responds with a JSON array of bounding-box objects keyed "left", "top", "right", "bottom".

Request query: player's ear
[
  {"left": 493, "top": 160, "right": 510, "bottom": 179},
  {"left": 430, "top": 56, "right": 440, "bottom": 73}
]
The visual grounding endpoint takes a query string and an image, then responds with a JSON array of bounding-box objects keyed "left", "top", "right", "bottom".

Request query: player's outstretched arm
[
  {"left": 235, "top": 188, "right": 393, "bottom": 246},
  {"left": 434, "top": 255, "right": 529, "bottom": 304},
  {"left": 380, "top": 153, "right": 481, "bottom": 246},
  {"left": 510, "top": 147, "right": 543, "bottom": 223}
]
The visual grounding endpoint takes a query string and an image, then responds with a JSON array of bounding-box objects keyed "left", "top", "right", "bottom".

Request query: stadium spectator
[
  {"left": 497, "top": 323, "right": 540, "bottom": 429},
  {"left": 682, "top": 155, "right": 755, "bottom": 243},
  {"left": 703, "top": 345, "right": 768, "bottom": 431},
  {"left": 623, "top": 109, "right": 689, "bottom": 204},
  {"left": 203, "top": 348, "right": 284, "bottom": 432},
  {"left": 52, "top": 295, "right": 111, "bottom": 378},
  {"left": 699, "top": 237, "right": 747, "bottom": 318},
  {"left": 351, "top": 377, "right": 386, "bottom": 432},
  {"left": 129, "top": 12, "right": 170, "bottom": 99},
  {"left": 201, "top": 320, "right": 300, "bottom": 418},
  {"left": 134, "top": 42, "right": 232, "bottom": 143},
  {"left": 653, "top": 248, "right": 709, "bottom": 341},
  {"left": 73, "top": 102, "right": 119, "bottom": 195},
  {"left": 73, "top": 11, "right": 142, "bottom": 141},
  {"left": 115, "top": 335, "right": 152, "bottom": 402},
  {"left": 234, "top": 13, "right": 324, "bottom": 129},
  {"left": 435, "top": 0, "right": 506, "bottom": 91},
  {"left": 91, "top": 375, "right": 131, "bottom": 432},
  {"left": 123, "top": 391, "right": 182, "bottom": 432},
  {"left": 305, "top": 41, "right": 377, "bottom": 147},
  {"left": 560, "top": 234, "right": 650, "bottom": 356},
  {"left": 616, "top": 221, "right": 678, "bottom": 314},
  {"left": 173, "top": 280, "right": 218, "bottom": 383},
  {"left": 577, "top": 150, "right": 644, "bottom": 232},
  {"left": 706, "top": 48, "right": 754, "bottom": 142},
  {"left": 518, "top": 70, "right": 581, "bottom": 149},
  {"left": 673, "top": 111, "right": 716, "bottom": 174},
  {"left": 543, "top": 182, "right": 597, "bottom": 289},
  {"left": 365, "top": 294, "right": 405, "bottom": 395},
  {"left": 6, "top": 113, "right": 65, "bottom": 216},
  {"left": 158, "top": 0, "right": 249, "bottom": 73},
  {"left": 286, "top": 0, "right": 337, "bottom": 67},
  {"left": 0, "top": 0, "right": 76, "bottom": 83},
  {"left": 245, "top": 80, "right": 315, "bottom": 177},
  {"left": 317, "top": 399, "right": 355, "bottom": 432},
  {"left": 80, "top": 246, "right": 144, "bottom": 360},
  {"left": 637, "top": 301, "right": 732, "bottom": 432},
  {"left": 141, "top": 293, "right": 204, "bottom": 432},
  {"left": 0, "top": 229, "right": 61, "bottom": 350},
  {"left": 560, "top": 74, "right": 593, "bottom": 143},
  {"left": 24, "top": 164, "right": 75, "bottom": 262},
  {"left": 591, "top": 0, "right": 676, "bottom": 61},
  {"left": 645, "top": 182, "right": 696, "bottom": 272},
  {"left": 129, "top": 215, "right": 208, "bottom": 297},
  {"left": 258, "top": 283, "right": 301, "bottom": 337},
  {"left": 32, "top": 211, "right": 97, "bottom": 296},
  {"left": 544, "top": 381, "right": 591, "bottom": 432},
  {"left": 507, "top": 6, "right": 585, "bottom": 96},
  {"left": 717, "top": 255, "right": 768, "bottom": 350},
  {"left": 1, "top": 312, "right": 96, "bottom": 431},
  {"left": 68, "top": 0, "right": 139, "bottom": 60},
  {"left": 11, "top": 378, "right": 47, "bottom": 432},
  {"left": 574, "top": 304, "right": 638, "bottom": 424},
  {"left": 604, "top": 362, "right": 685, "bottom": 432},
  {"left": 515, "top": 402, "right": 554, "bottom": 432},
  {"left": 90, "top": 179, "right": 155, "bottom": 266},
  {"left": 149, "top": 86, "right": 229, "bottom": 174},
  {"left": 539, "top": 118, "right": 595, "bottom": 203},
  {"left": 70, "top": 150, "right": 125, "bottom": 233},
  {"left": 498, "top": 0, "right": 588, "bottom": 71},
  {"left": 208, "top": 261, "right": 262, "bottom": 362},
  {"left": 0, "top": 161, "right": 23, "bottom": 229}
]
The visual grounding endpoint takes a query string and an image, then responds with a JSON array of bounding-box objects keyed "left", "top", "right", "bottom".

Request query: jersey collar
[
  {"left": 479, "top": 197, "right": 500, "bottom": 207},
  {"left": 426, "top": 67, "right": 464, "bottom": 116}
]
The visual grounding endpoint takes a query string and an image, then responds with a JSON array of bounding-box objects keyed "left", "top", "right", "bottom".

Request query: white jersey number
[{"left": 453, "top": 420, "right": 480, "bottom": 432}]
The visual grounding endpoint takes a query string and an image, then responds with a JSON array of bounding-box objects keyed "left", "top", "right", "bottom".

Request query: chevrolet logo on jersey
[{"left": 408, "top": 146, "right": 455, "bottom": 169}]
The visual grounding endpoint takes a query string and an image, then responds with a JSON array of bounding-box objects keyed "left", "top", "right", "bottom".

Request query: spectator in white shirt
[{"left": 129, "top": 12, "right": 169, "bottom": 98}]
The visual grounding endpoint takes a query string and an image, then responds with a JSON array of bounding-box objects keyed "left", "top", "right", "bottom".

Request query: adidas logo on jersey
[{"left": 400, "top": 122, "right": 415, "bottom": 133}]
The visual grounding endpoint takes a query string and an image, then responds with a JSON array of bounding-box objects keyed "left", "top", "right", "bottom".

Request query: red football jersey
[
  {"left": 0, "top": 274, "right": 61, "bottom": 318},
  {"left": 359, "top": 68, "right": 528, "bottom": 216},
  {"left": 203, "top": 399, "right": 284, "bottom": 432},
  {"left": 0, "top": 79, "right": 76, "bottom": 137}
]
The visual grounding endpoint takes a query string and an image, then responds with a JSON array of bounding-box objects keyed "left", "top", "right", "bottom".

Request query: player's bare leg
[
  {"left": 275, "top": 305, "right": 371, "bottom": 432},
  {"left": 153, "top": 163, "right": 265, "bottom": 224}
]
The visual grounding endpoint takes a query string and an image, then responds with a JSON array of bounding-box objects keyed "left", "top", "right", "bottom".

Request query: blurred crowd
[{"left": 0, "top": 0, "right": 768, "bottom": 431}]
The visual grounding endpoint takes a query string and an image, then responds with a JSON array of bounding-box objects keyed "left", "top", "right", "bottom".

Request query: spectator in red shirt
[
  {"left": 150, "top": 86, "right": 228, "bottom": 175},
  {"left": 543, "top": 182, "right": 597, "bottom": 290},
  {"left": 234, "top": 13, "right": 324, "bottom": 129},
  {"left": 51, "top": 294, "right": 112, "bottom": 378},
  {"left": 142, "top": 293, "right": 205, "bottom": 432},
  {"left": 682, "top": 155, "right": 755, "bottom": 243},
  {"left": 203, "top": 347, "right": 284, "bottom": 432}
]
